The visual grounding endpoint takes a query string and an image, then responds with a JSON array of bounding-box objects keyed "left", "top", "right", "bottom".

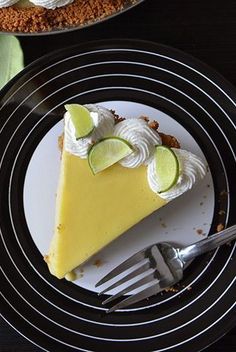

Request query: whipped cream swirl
[
  {"left": 147, "top": 148, "right": 207, "bottom": 201},
  {"left": 64, "top": 104, "right": 115, "bottom": 159},
  {"left": 114, "top": 118, "right": 162, "bottom": 168},
  {"left": 0, "top": 0, "right": 18, "bottom": 7},
  {"left": 29, "top": 0, "right": 73, "bottom": 9}
]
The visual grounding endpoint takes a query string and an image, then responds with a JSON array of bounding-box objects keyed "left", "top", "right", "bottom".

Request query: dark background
[{"left": 1, "top": 0, "right": 236, "bottom": 350}]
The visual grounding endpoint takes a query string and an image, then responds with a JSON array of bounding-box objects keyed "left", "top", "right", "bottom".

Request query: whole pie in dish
[
  {"left": 45, "top": 103, "right": 207, "bottom": 279},
  {"left": 0, "top": 0, "right": 136, "bottom": 33}
]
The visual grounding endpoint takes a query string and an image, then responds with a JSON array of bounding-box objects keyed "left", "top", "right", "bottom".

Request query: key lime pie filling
[{"left": 45, "top": 103, "right": 207, "bottom": 279}]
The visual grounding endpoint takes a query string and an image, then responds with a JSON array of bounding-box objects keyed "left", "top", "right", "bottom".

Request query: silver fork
[{"left": 96, "top": 225, "right": 236, "bottom": 313}]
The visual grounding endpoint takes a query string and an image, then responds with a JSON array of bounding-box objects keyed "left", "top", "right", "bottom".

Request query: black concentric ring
[{"left": 0, "top": 39, "right": 235, "bottom": 352}]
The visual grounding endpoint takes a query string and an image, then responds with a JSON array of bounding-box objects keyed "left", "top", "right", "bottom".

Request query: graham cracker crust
[{"left": 0, "top": 0, "right": 134, "bottom": 33}]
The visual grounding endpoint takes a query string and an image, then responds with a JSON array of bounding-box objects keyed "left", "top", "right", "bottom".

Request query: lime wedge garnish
[
  {"left": 155, "top": 145, "right": 179, "bottom": 193},
  {"left": 65, "top": 104, "right": 94, "bottom": 139},
  {"left": 88, "top": 137, "right": 133, "bottom": 174}
]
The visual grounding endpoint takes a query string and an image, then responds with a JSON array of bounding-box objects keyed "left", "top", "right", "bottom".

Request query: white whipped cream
[
  {"left": 29, "top": 0, "right": 73, "bottom": 9},
  {"left": 147, "top": 148, "right": 207, "bottom": 201},
  {"left": 113, "top": 118, "right": 162, "bottom": 168},
  {"left": 64, "top": 104, "right": 115, "bottom": 159},
  {"left": 0, "top": 0, "right": 18, "bottom": 7}
]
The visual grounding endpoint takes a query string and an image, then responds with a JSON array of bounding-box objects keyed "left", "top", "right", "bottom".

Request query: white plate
[{"left": 24, "top": 101, "right": 214, "bottom": 293}]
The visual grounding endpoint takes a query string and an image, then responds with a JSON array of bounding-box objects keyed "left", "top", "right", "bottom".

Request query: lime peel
[
  {"left": 155, "top": 145, "right": 179, "bottom": 193},
  {"left": 88, "top": 137, "right": 133, "bottom": 174}
]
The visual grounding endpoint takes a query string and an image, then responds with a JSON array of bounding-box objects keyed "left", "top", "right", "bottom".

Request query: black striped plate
[{"left": 0, "top": 39, "right": 235, "bottom": 352}]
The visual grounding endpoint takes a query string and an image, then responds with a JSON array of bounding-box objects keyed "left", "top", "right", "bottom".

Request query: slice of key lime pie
[{"left": 45, "top": 103, "right": 207, "bottom": 279}]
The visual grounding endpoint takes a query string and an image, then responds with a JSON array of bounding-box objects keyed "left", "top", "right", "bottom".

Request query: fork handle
[{"left": 178, "top": 224, "right": 236, "bottom": 263}]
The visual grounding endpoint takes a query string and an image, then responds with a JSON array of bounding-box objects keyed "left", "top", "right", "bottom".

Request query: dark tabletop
[{"left": 1, "top": 0, "right": 236, "bottom": 350}]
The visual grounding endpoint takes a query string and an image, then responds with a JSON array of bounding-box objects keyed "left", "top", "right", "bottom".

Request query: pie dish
[{"left": 0, "top": 0, "right": 141, "bottom": 33}]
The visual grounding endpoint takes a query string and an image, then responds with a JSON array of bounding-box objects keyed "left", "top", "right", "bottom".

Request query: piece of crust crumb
[
  {"left": 44, "top": 255, "right": 49, "bottom": 264},
  {"left": 149, "top": 120, "right": 159, "bottom": 131},
  {"left": 140, "top": 115, "right": 150, "bottom": 123},
  {"left": 58, "top": 134, "right": 64, "bottom": 152},
  {"left": 110, "top": 110, "right": 126, "bottom": 124},
  {"left": 217, "top": 223, "right": 224, "bottom": 232},
  {"left": 159, "top": 132, "right": 181, "bottom": 149},
  {"left": 114, "top": 116, "right": 126, "bottom": 124}
]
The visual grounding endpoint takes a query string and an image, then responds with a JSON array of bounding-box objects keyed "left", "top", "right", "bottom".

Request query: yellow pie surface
[{"left": 46, "top": 148, "right": 166, "bottom": 279}]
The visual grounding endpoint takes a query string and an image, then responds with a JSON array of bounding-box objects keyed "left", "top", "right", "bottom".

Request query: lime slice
[
  {"left": 155, "top": 145, "right": 179, "bottom": 193},
  {"left": 65, "top": 104, "right": 94, "bottom": 139},
  {"left": 88, "top": 137, "right": 133, "bottom": 174}
]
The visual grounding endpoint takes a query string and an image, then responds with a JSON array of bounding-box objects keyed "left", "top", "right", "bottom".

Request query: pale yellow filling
[{"left": 47, "top": 150, "right": 166, "bottom": 279}]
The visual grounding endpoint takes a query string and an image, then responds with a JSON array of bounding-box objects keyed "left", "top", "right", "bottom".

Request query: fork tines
[{"left": 96, "top": 245, "right": 167, "bottom": 313}]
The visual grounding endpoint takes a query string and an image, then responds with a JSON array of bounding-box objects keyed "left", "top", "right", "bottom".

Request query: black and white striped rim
[{"left": 0, "top": 39, "right": 235, "bottom": 352}]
